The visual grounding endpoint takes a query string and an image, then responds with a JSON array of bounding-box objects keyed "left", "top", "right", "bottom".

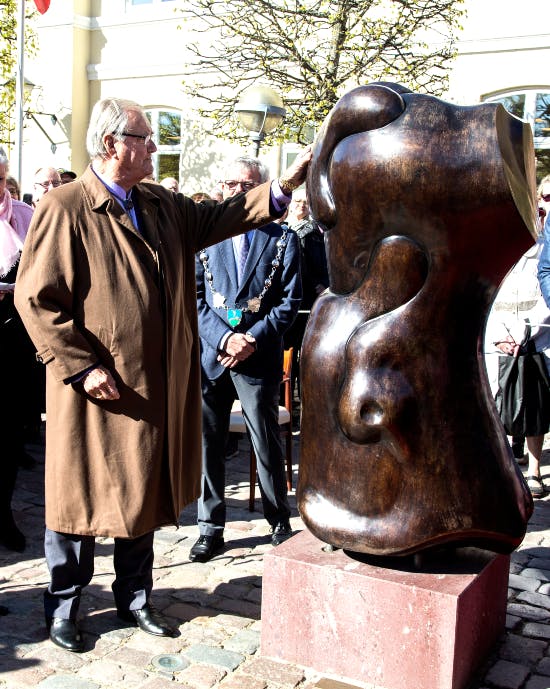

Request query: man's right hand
[
  {"left": 83, "top": 365, "right": 120, "bottom": 400},
  {"left": 217, "top": 333, "right": 256, "bottom": 368}
]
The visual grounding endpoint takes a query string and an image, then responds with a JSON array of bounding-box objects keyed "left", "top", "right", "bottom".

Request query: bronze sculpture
[{"left": 298, "top": 83, "right": 538, "bottom": 556}]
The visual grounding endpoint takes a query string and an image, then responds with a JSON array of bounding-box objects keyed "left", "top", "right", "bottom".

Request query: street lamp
[{"left": 234, "top": 85, "right": 285, "bottom": 156}]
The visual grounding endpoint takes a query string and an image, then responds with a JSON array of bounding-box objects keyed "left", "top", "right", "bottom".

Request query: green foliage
[
  {"left": 178, "top": 0, "right": 465, "bottom": 145},
  {"left": 0, "top": 0, "right": 38, "bottom": 148}
]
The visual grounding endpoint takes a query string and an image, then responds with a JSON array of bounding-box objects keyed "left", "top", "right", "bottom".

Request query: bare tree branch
[{"left": 178, "top": 0, "right": 465, "bottom": 145}]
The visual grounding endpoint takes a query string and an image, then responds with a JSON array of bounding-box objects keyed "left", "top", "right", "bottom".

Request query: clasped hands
[{"left": 217, "top": 333, "right": 256, "bottom": 369}]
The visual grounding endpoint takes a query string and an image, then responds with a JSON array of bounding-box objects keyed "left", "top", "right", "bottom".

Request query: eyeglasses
[
  {"left": 35, "top": 180, "right": 62, "bottom": 189},
  {"left": 223, "top": 180, "right": 258, "bottom": 192},
  {"left": 119, "top": 131, "right": 154, "bottom": 146},
  {"left": 541, "top": 193, "right": 550, "bottom": 203}
]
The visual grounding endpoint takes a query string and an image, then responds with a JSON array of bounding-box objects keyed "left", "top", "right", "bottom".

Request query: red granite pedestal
[{"left": 261, "top": 529, "right": 510, "bottom": 689}]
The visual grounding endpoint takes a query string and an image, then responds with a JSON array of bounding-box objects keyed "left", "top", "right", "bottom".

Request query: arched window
[
  {"left": 145, "top": 109, "right": 182, "bottom": 184},
  {"left": 483, "top": 90, "right": 550, "bottom": 180}
]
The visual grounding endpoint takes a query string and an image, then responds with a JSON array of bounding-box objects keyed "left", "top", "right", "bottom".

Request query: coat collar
[{"left": 80, "top": 166, "right": 161, "bottom": 248}]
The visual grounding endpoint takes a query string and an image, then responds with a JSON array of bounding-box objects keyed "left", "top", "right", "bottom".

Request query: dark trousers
[
  {"left": 198, "top": 369, "right": 290, "bottom": 535},
  {"left": 44, "top": 528, "right": 154, "bottom": 620}
]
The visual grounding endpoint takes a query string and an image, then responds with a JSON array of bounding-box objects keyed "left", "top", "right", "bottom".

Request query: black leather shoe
[
  {"left": 48, "top": 617, "right": 85, "bottom": 652},
  {"left": 271, "top": 521, "right": 292, "bottom": 546},
  {"left": 117, "top": 603, "right": 177, "bottom": 637},
  {"left": 189, "top": 534, "right": 224, "bottom": 562}
]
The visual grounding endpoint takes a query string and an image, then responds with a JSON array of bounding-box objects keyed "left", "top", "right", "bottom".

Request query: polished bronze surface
[{"left": 298, "top": 83, "right": 538, "bottom": 556}]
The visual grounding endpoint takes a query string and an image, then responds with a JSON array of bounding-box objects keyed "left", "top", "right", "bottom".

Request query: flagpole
[{"left": 13, "top": 0, "right": 26, "bottom": 186}]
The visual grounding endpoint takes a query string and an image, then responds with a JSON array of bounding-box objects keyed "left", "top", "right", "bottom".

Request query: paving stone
[
  {"left": 184, "top": 644, "right": 245, "bottom": 671},
  {"left": 509, "top": 574, "right": 542, "bottom": 592},
  {"left": 153, "top": 530, "right": 188, "bottom": 546},
  {"left": 241, "top": 658, "right": 305, "bottom": 686},
  {"left": 507, "top": 603, "right": 550, "bottom": 622},
  {"left": 164, "top": 601, "right": 217, "bottom": 623},
  {"left": 31, "top": 647, "right": 89, "bottom": 672},
  {"left": 517, "top": 592, "right": 550, "bottom": 610},
  {"left": 214, "top": 598, "right": 261, "bottom": 620},
  {"left": 525, "top": 676, "right": 550, "bottom": 689},
  {"left": 506, "top": 614, "right": 522, "bottom": 630},
  {"left": 76, "top": 656, "right": 150, "bottom": 685},
  {"left": 178, "top": 663, "right": 227, "bottom": 688},
  {"left": 535, "top": 656, "right": 550, "bottom": 676},
  {"left": 36, "top": 676, "right": 100, "bottom": 689},
  {"left": 209, "top": 614, "right": 254, "bottom": 632},
  {"left": 104, "top": 645, "right": 156, "bottom": 668},
  {"left": 524, "top": 623, "right": 550, "bottom": 641},
  {"left": 522, "top": 568, "right": 550, "bottom": 582},
  {"left": 216, "top": 582, "right": 255, "bottom": 600},
  {"left": 244, "top": 588, "right": 262, "bottom": 604},
  {"left": 217, "top": 673, "right": 267, "bottom": 689},
  {"left": 136, "top": 677, "right": 180, "bottom": 689},
  {"left": 499, "top": 633, "right": 547, "bottom": 665},
  {"left": 484, "top": 659, "right": 530, "bottom": 689},
  {"left": 0, "top": 665, "right": 53, "bottom": 688},
  {"left": 223, "top": 629, "right": 261, "bottom": 655}
]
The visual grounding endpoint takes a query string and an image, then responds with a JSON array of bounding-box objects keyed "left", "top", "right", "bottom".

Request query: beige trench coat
[{"left": 15, "top": 166, "right": 276, "bottom": 538}]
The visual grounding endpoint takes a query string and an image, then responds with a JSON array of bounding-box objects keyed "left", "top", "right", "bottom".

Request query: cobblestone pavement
[{"left": 2, "top": 429, "right": 550, "bottom": 689}]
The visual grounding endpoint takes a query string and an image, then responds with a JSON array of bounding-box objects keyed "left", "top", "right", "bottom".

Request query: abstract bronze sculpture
[{"left": 298, "top": 83, "right": 538, "bottom": 556}]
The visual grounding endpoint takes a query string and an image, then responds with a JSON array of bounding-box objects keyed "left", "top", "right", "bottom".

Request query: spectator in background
[
  {"left": 190, "top": 192, "right": 211, "bottom": 203},
  {"left": 284, "top": 189, "right": 328, "bottom": 397},
  {"left": 160, "top": 176, "right": 179, "bottom": 193},
  {"left": 58, "top": 169, "right": 77, "bottom": 184},
  {"left": 0, "top": 146, "right": 35, "bottom": 551},
  {"left": 209, "top": 185, "right": 223, "bottom": 203},
  {"left": 539, "top": 175, "right": 550, "bottom": 230},
  {"left": 32, "top": 167, "right": 62, "bottom": 207},
  {"left": 6, "top": 177, "right": 20, "bottom": 200}
]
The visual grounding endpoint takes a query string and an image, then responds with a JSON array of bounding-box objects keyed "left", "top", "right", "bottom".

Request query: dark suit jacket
[{"left": 196, "top": 222, "right": 302, "bottom": 384}]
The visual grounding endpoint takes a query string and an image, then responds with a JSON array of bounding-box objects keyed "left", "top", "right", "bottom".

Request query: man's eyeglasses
[
  {"left": 35, "top": 180, "right": 62, "bottom": 189},
  {"left": 119, "top": 131, "right": 154, "bottom": 146},
  {"left": 223, "top": 180, "right": 257, "bottom": 192},
  {"left": 541, "top": 193, "right": 550, "bottom": 203}
]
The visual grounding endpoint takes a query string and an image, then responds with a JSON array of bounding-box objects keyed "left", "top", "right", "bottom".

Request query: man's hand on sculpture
[
  {"left": 278, "top": 145, "right": 313, "bottom": 195},
  {"left": 83, "top": 364, "right": 120, "bottom": 400}
]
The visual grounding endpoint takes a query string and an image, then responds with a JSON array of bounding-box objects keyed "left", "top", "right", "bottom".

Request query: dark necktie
[{"left": 237, "top": 232, "right": 249, "bottom": 284}]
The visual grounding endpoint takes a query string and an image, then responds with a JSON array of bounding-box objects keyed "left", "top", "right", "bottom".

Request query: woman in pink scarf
[{"left": 0, "top": 147, "right": 34, "bottom": 552}]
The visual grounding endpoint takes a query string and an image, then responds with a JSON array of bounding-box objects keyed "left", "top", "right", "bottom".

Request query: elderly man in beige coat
[{"left": 15, "top": 97, "right": 310, "bottom": 652}]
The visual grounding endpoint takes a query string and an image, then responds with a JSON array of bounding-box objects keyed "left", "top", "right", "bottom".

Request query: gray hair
[
  {"left": 86, "top": 97, "right": 144, "bottom": 160},
  {"left": 224, "top": 156, "right": 269, "bottom": 184},
  {"left": 0, "top": 146, "right": 9, "bottom": 167}
]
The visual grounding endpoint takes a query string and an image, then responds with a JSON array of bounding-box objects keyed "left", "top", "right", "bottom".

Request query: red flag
[{"left": 32, "top": 0, "right": 51, "bottom": 14}]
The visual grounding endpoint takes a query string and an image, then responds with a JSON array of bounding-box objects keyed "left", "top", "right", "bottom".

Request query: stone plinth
[{"left": 261, "top": 529, "right": 510, "bottom": 689}]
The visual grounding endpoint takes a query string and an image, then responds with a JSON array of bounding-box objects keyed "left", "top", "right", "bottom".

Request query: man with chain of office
[{"left": 190, "top": 156, "right": 302, "bottom": 562}]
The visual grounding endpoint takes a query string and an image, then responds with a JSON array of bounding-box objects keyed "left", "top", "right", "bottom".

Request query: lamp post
[{"left": 234, "top": 85, "right": 285, "bottom": 157}]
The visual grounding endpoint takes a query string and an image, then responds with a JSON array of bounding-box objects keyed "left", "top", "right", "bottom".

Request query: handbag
[{"left": 495, "top": 322, "right": 550, "bottom": 437}]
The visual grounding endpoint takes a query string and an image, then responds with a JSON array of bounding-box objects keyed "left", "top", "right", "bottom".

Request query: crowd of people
[{"left": 2, "top": 94, "right": 550, "bottom": 655}]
